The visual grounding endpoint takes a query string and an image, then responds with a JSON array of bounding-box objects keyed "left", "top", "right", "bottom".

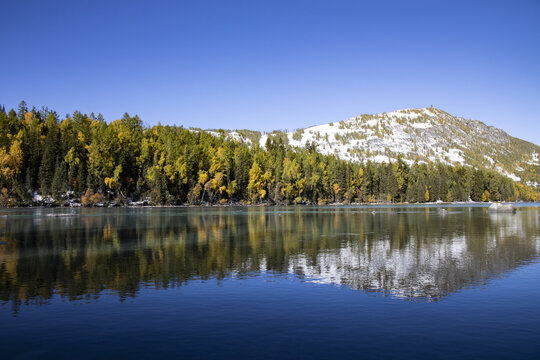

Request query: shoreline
[{"left": 1, "top": 200, "right": 537, "bottom": 210}]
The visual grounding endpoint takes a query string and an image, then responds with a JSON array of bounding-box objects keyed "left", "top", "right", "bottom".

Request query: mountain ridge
[{"left": 201, "top": 107, "right": 539, "bottom": 188}]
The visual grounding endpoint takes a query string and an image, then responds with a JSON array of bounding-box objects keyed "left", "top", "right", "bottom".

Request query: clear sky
[{"left": 1, "top": 0, "right": 539, "bottom": 145}]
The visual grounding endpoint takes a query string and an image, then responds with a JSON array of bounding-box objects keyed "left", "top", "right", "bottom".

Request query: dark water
[{"left": 1, "top": 205, "right": 539, "bottom": 359}]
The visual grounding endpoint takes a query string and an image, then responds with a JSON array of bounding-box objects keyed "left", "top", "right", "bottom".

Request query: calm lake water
[{"left": 1, "top": 205, "right": 539, "bottom": 359}]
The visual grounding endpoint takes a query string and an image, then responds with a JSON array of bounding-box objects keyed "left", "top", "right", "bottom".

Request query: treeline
[{"left": 0, "top": 102, "right": 538, "bottom": 206}]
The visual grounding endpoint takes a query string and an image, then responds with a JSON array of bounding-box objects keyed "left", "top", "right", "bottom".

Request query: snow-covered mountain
[
  {"left": 257, "top": 107, "right": 539, "bottom": 187},
  {"left": 191, "top": 107, "right": 539, "bottom": 187}
]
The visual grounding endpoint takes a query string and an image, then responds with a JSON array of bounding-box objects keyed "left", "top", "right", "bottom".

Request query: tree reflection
[{"left": 0, "top": 206, "right": 539, "bottom": 312}]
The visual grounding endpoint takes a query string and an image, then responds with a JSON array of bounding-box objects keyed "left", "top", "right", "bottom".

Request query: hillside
[
  {"left": 246, "top": 108, "right": 539, "bottom": 188},
  {"left": 1, "top": 103, "right": 539, "bottom": 206}
]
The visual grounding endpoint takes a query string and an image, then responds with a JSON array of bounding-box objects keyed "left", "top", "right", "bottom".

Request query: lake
[{"left": 1, "top": 205, "right": 539, "bottom": 359}]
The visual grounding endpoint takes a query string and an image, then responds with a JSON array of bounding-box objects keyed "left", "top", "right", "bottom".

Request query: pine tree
[
  {"left": 1, "top": 102, "right": 538, "bottom": 206},
  {"left": 39, "top": 113, "right": 60, "bottom": 194}
]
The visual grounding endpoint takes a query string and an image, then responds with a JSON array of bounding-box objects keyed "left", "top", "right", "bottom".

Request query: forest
[{"left": 0, "top": 102, "right": 538, "bottom": 207}]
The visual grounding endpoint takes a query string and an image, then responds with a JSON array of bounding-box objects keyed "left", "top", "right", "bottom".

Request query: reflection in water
[{"left": 0, "top": 206, "right": 539, "bottom": 311}]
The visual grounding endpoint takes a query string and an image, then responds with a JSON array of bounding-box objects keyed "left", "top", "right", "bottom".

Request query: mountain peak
[{"left": 257, "top": 108, "right": 539, "bottom": 187}]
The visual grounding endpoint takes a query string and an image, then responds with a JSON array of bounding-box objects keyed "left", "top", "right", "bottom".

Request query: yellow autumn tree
[
  {"left": 0, "top": 140, "right": 23, "bottom": 180},
  {"left": 333, "top": 183, "right": 341, "bottom": 202}
]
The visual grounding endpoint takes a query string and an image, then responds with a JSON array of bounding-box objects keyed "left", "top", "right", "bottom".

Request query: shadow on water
[{"left": 0, "top": 206, "right": 539, "bottom": 312}]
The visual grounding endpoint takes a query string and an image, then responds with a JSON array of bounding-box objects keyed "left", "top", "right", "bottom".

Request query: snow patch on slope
[{"left": 262, "top": 108, "right": 468, "bottom": 167}]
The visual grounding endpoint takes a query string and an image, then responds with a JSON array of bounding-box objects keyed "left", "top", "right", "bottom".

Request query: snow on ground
[
  {"left": 386, "top": 110, "right": 422, "bottom": 120},
  {"left": 259, "top": 108, "right": 471, "bottom": 167},
  {"left": 212, "top": 107, "right": 534, "bottom": 184},
  {"left": 191, "top": 129, "right": 252, "bottom": 145},
  {"left": 447, "top": 149, "right": 465, "bottom": 164},
  {"left": 496, "top": 167, "right": 521, "bottom": 181},
  {"left": 411, "top": 123, "right": 432, "bottom": 129},
  {"left": 526, "top": 152, "right": 539, "bottom": 166},
  {"left": 228, "top": 131, "right": 252, "bottom": 145},
  {"left": 373, "top": 154, "right": 390, "bottom": 163}
]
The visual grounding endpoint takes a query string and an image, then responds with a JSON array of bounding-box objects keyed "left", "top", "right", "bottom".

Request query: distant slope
[{"left": 255, "top": 108, "right": 539, "bottom": 187}]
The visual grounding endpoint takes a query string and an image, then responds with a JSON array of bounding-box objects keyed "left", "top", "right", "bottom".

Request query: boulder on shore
[{"left": 487, "top": 203, "right": 516, "bottom": 213}]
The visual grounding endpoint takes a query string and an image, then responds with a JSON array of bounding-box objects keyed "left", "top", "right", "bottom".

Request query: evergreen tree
[
  {"left": 39, "top": 113, "right": 60, "bottom": 194},
  {"left": 0, "top": 102, "right": 538, "bottom": 206}
]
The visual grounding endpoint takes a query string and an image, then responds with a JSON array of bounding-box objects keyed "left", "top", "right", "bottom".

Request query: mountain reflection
[{"left": 1, "top": 207, "right": 539, "bottom": 310}]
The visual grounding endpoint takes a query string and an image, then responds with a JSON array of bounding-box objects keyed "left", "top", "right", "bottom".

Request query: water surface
[{"left": 1, "top": 205, "right": 539, "bottom": 359}]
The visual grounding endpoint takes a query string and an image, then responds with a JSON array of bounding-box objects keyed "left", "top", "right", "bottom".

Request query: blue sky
[{"left": 1, "top": 0, "right": 539, "bottom": 144}]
